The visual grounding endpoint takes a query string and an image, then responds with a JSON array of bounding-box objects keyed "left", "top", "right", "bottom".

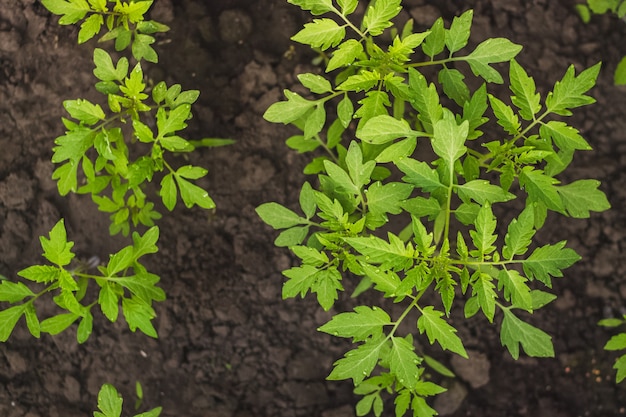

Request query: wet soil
[{"left": 1, "top": 0, "right": 626, "bottom": 416}]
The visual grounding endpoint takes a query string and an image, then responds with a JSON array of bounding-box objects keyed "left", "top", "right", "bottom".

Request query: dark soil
[{"left": 1, "top": 0, "right": 626, "bottom": 416}]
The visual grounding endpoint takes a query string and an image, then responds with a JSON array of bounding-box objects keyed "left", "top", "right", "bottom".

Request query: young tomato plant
[
  {"left": 257, "top": 0, "right": 610, "bottom": 415},
  {"left": 42, "top": 0, "right": 231, "bottom": 235},
  {"left": 93, "top": 383, "right": 161, "bottom": 417}
]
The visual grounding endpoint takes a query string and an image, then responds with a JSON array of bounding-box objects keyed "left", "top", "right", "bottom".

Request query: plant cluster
[
  {"left": 577, "top": 0, "right": 626, "bottom": 84},
  {"left": 257, "top": 0, "right": 610, "bottom": 415}
]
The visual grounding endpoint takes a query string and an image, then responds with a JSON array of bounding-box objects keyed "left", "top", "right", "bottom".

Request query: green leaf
[
  {"left": 159, "top": 173, "right": 177, "bottom": 211},
  {"left": 412, "top": 396, "right": 438, "bottom": 417},
  {"left": 327, "top": 338, "right": 385, "bottom": 384},
  {"left": 175, "top": 176, "right": 215, "bottom": 209},
  {"left": 0, "top": 281, "right": 35, "bottom": 302},
  {"left": 545, "top": 63, "right": 601, "bottom": 116},
  {"left": 422, "top": 18, "right": 445, "bottom": 58},
  {"left": 42, "top": 0, "right": 90, "bottom": 25},
  {"left": 157, "top": 104, "right": 190, "bottom": 137},
  {"left": 282, "top": 264, "right": 319, "bottom": 299},
  {"left": 299, "top": 181, "right": 317, "bottom": 219},
  {"left": 530, "top": 290, "right": 557, "bottom": 310},
  {"left": 472, "top": 273, "right": 496, "bottom": 322},
  {"left": 604, "top": 334, "right": 626, "bottom": 351},
  {"left": 363, "top": 0, "right": 402, "bottom": 36},
  {"left": 291, "top": 245, "right": 329, "bottom": 267},
  {"left": 445, "top": 9, "right": 473, "bottom": 53},
  {"left": 122, "top": 297, "right": 158, "bottom": 338},
  {"left": 160, "top": 135, "right": 193, "bottom": 152},
  {"left": 292, "top": 18, "right": 345, "bottom": 50},
  {"left": 345, "top": 142, "right": 375, "bottom": 189},
  {"left": 99, "top": 283, "right": 120, "bottom": 322},
  {"left": 77, "top": 311, "right": 93, "bottom": 343},
  {"left": 439, "top": 68, "right": 470, "bottom": 106},
  {"left": 408, "top": 69, "right": 442, "bottom": 131},
  {"left": 522, "top": 241, "right": 581, "bottom": 287},
  {"left": 557, "top": 179, "right": 610, "bottom": 218},
  {"left": 287, "top": 0, "right": 333, "bottom": 15},
  {"left": 615, "top": 56, "right": 626, "bottom": 85},
  {"left": 337, "top": 94, "right": 355, "bottom": 128},
  {"left": 94, "top": 383, "right": 123, "bottom": 417},
  {"left": 613, "top": 355, "right": 626, "bottom": 383},
  {"left": 488, "top": 94, "right": 521, "bottom": 135},
  {"left": 375, "top": 138, "right": 417, "bottom": 163},
  {"left": 357, "top": 115, "right": 417, "bottom": 145},
  {"left": 318, "top": 306, "right": 391, "bottom": 341},
  {"left": 396, "top": 159, "right": 443, "bottom": 192},
  {"left": 500, "top": 309, "right": 554, "bottom": 359},
  {"left": 423, "top": 354, "right": 456, "bottom": 378},
  {"left": 390, "top": 336, "right": 421, "bottom": 389},
  {"left": 539, "top": 120, "right": 591, "bottom": 152},
  {"left": 354, "top": 91, "right": 390, "bottom": 126},
  {"left": 107, "top": 246, "right": 134, "bottom": 276},
  {"left": 303, "top": 104, "right": 326, "bottom": 139},
  {"left": 40, "top": 312, "right": 79, "bottom": 335},
  {"left": 509, "top": 59, "right": 541, "bottom": 120},
  {"left": 502, "top": 205, "right": 536, "bottom": 259},
  {"left": 360, "top": 263, "right": 402, "bottom": 297},
  {"left": 24, "top": 303, "right": 40, "bottom": 338},
  {"left": 327, "top": 39, "right": 363, "bottom": 72},
  {"left": 78, "top": 13, "right": 103, "bottom": 43},
  {"left": 456, "top": 179, "right": 515, "bottom": 205},
  {"left": 519, "top": 168, "right": 565, "bottom": 213},
  {"left": 366, "top": 181, "right": 413, "bottom": 216},
  {"left": 338, "top": 70, "right": 381, "bottom": 92},
  {"left": 40, "top": 219, "right": 75, "bottom": 267},
  {"left": 469, "top": 203, "right": 497, "bottom": 257},
  {"left": 132, "top": 33, "right": 158, "bottom": 63},
  {"left": 176, "top": 165, "right": 207, "bottom": 180},
  {"left": 0, "top": 305, "right": 26, "bottom": 342},
  {"left": 17, "top": 265, "right": 59, "bottom": 283},
  {"left": 324, "top": 160, "right": 360, "bottom": 195},
  {"left": 312, "top": 268, "right": 343, "bottom": 311},
  {"left": 465, "top": 38, "right": 523, "bottom": 84},
  {"left": 116, "top": 274, "right": 165, "bottom": 305},
  {"left": 264, "top": 90, "right": 316, "bottom": 124},
  {"left": 275, "top": 227, "right": 309, "bottom": 247},
  {"left": 431, "top": 110, "right": 468, "bottom": 166},
  {"left": 298, "top": 73, "right": 333, "bottom": 94},
  {"left": 417, "top": 306, "right": 468, "bottom": 358},
  {"left": 64, "top": 99, "right": 106, "bottom": 125}
]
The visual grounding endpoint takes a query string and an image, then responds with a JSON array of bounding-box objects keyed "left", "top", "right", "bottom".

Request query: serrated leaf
[
  {"left": 354, "top": 91, "right": 390, "bottom": 127},
  {"left": 275, "top": 226, "right": 309, "bottom": 247},
  {"left": 417, "top": 306, "right": 468, "bottom": 358},
  {"left": 328, "top": 338, "right": 385, "bottom": 384},
  {"left": 465, "top": 38, "right": 522, "bottom": 84},
  {"left": 472, "top": 273, "right": 496, "bottom": 322},
  {"left": 439, "top": 68, "right": 470, "bottom": 106},
  {"left": 157, "top": 104, "right": 190, "bottom": 137},
  {"left": 502, "top": 205, "right": 536, "bottom": 259},
  {"left": 456, "top": 179, "right": 515, "bottom": 205},
  {"left": 327, "top": 39, "right": 363, "bottom": 72},
  {"left": 500, "top": 309, "right": 554, "bottom": 359},
  {"left": 375, "top": 138, "right": 417, "bottom": 163},
  {"left": 557, "top": 179, "right": 610, "bottom": 218},
  {"left": 99, "top": 283, "right": 119, "bottom": 322},
  {"left": 17, "top": 265, "right": 60, "bottom": 283},
  {"left": 357, "top": 115, "right": 417, "bottom": 145},
  {"left": 396, "top": 159, "right": 443, "bottom": 192},
  {"left": 390, "top": 336, "right": 421, "bottom": 389},
  {"left": 40, "top": 219, "right": 75, "bottom": 267},
  {"left": 64, "top": 99, "right": 106, "bottom": 125},
  {"left": 545, "top": 63, "right": 601, "bottom": 116},
  {"left": 366, "top": 181, "right": 413, "bottom": 216},
  {"left": 78, "top": 13, "right": 103, "bottom": 43},
  {"left": 291, "top": 245, "right": 329, "bottom": 267},
  {"left": 95, "top": 383, "right": 123, "bottom": 417},
  {"left": 509, "top": 59, "right": 541, "bottom": 120},
  {"left": 0, "top": 281, "right": 35, "bottom": 302},
  {"left": 469, "top": 203, "right": 497, "bottom": 257},
  {"left": 312, "top": 268, "right": 343, "bottom": 310},
  {"left": 604, "top": 333, "right": 626, "bottom": 351},
  {"left": 519, "top": 168, "right": 565, "bottom": 214},
  {"left": 431, "top": 110, "right": 468, "bottom": 166},
  {"left": 613, "top": 355, "right": 626, "bottom": 383},
  {"left": 337, "top": 70, "right": 381, "bottom": 92},
  {"left": 324, "top": 160, "right": 360, "bottom": 195},
  {"left": 287, "top": 0, "right": 333, "bottom": 15},
  {"left": 0, "top": 305, "right": 26, "bottom": 342},
  {"left": 122, "top": 297, "right": 157, "bottom": 338},
  {"left": 360, "top": 263, "right": 402, "bottom": 297},
  {"left": 40, "top": 312, "right": 79, "bottom": 335},
  {"left": 24, "top": 303, "right": 40, "bottom": 338},
  {"left": 539, "top": 120, "right": 591, "bottom": 152},
  {"left": 408, "top": 68, "right": 442, "bottom": 132},
  {"left": 292, "top": 18, "right": 345, "bottom": 50},
  {"left": 488, "top": 94, "right": 521, "bottom": 135},
  {"left": 282, "top": 264, "right": 319, "bottom": 299},
  {"left": 319, "top": 306, "right": 391, "bottom": 341},
  {"left": 345, "top": 142, "right": 375, "bottom": 189},
  {"left": 445, "top": 9, "right": 473, "bottom": 53},
  {"left": 522, "top": 241, "right": 581, "bottom": 287},
  {"left": 264, "top": 90, "right": 316, "bottom": 124},
  {"left": 337, "top": 94, "right": 354, "bottom": 128},
  {"left": 422, "top": 18, "right": 445, "bottom": 58},
  {"left": 42, "top": 0, "right": 90, "bottom": 24},
  {"left": 175, "top": 176, "right": 215, "bottom": 209},
  {"left": 303, "top": 104, "right": 326, "bottom": 139},
  {"left": 362, "top": 0, "right": 401, "bottom": 36},
  {"left": 107, "top": 246, "right": 134, "bottom": 276}
]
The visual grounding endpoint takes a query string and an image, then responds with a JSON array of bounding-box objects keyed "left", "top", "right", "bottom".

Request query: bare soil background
[{"left": 1, "top": 0, "right": 626, "bottom": 416}]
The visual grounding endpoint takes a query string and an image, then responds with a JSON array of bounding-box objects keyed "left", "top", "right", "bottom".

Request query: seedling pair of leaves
[
  {"left": 43, "top": 0, "right": 231, "bottom": 236},
  {"left": 577, "top": 0, "right": 626, "bottom": 84},
  {"left": 257, "top": 1, "right": 610, "bottom": 415}
]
